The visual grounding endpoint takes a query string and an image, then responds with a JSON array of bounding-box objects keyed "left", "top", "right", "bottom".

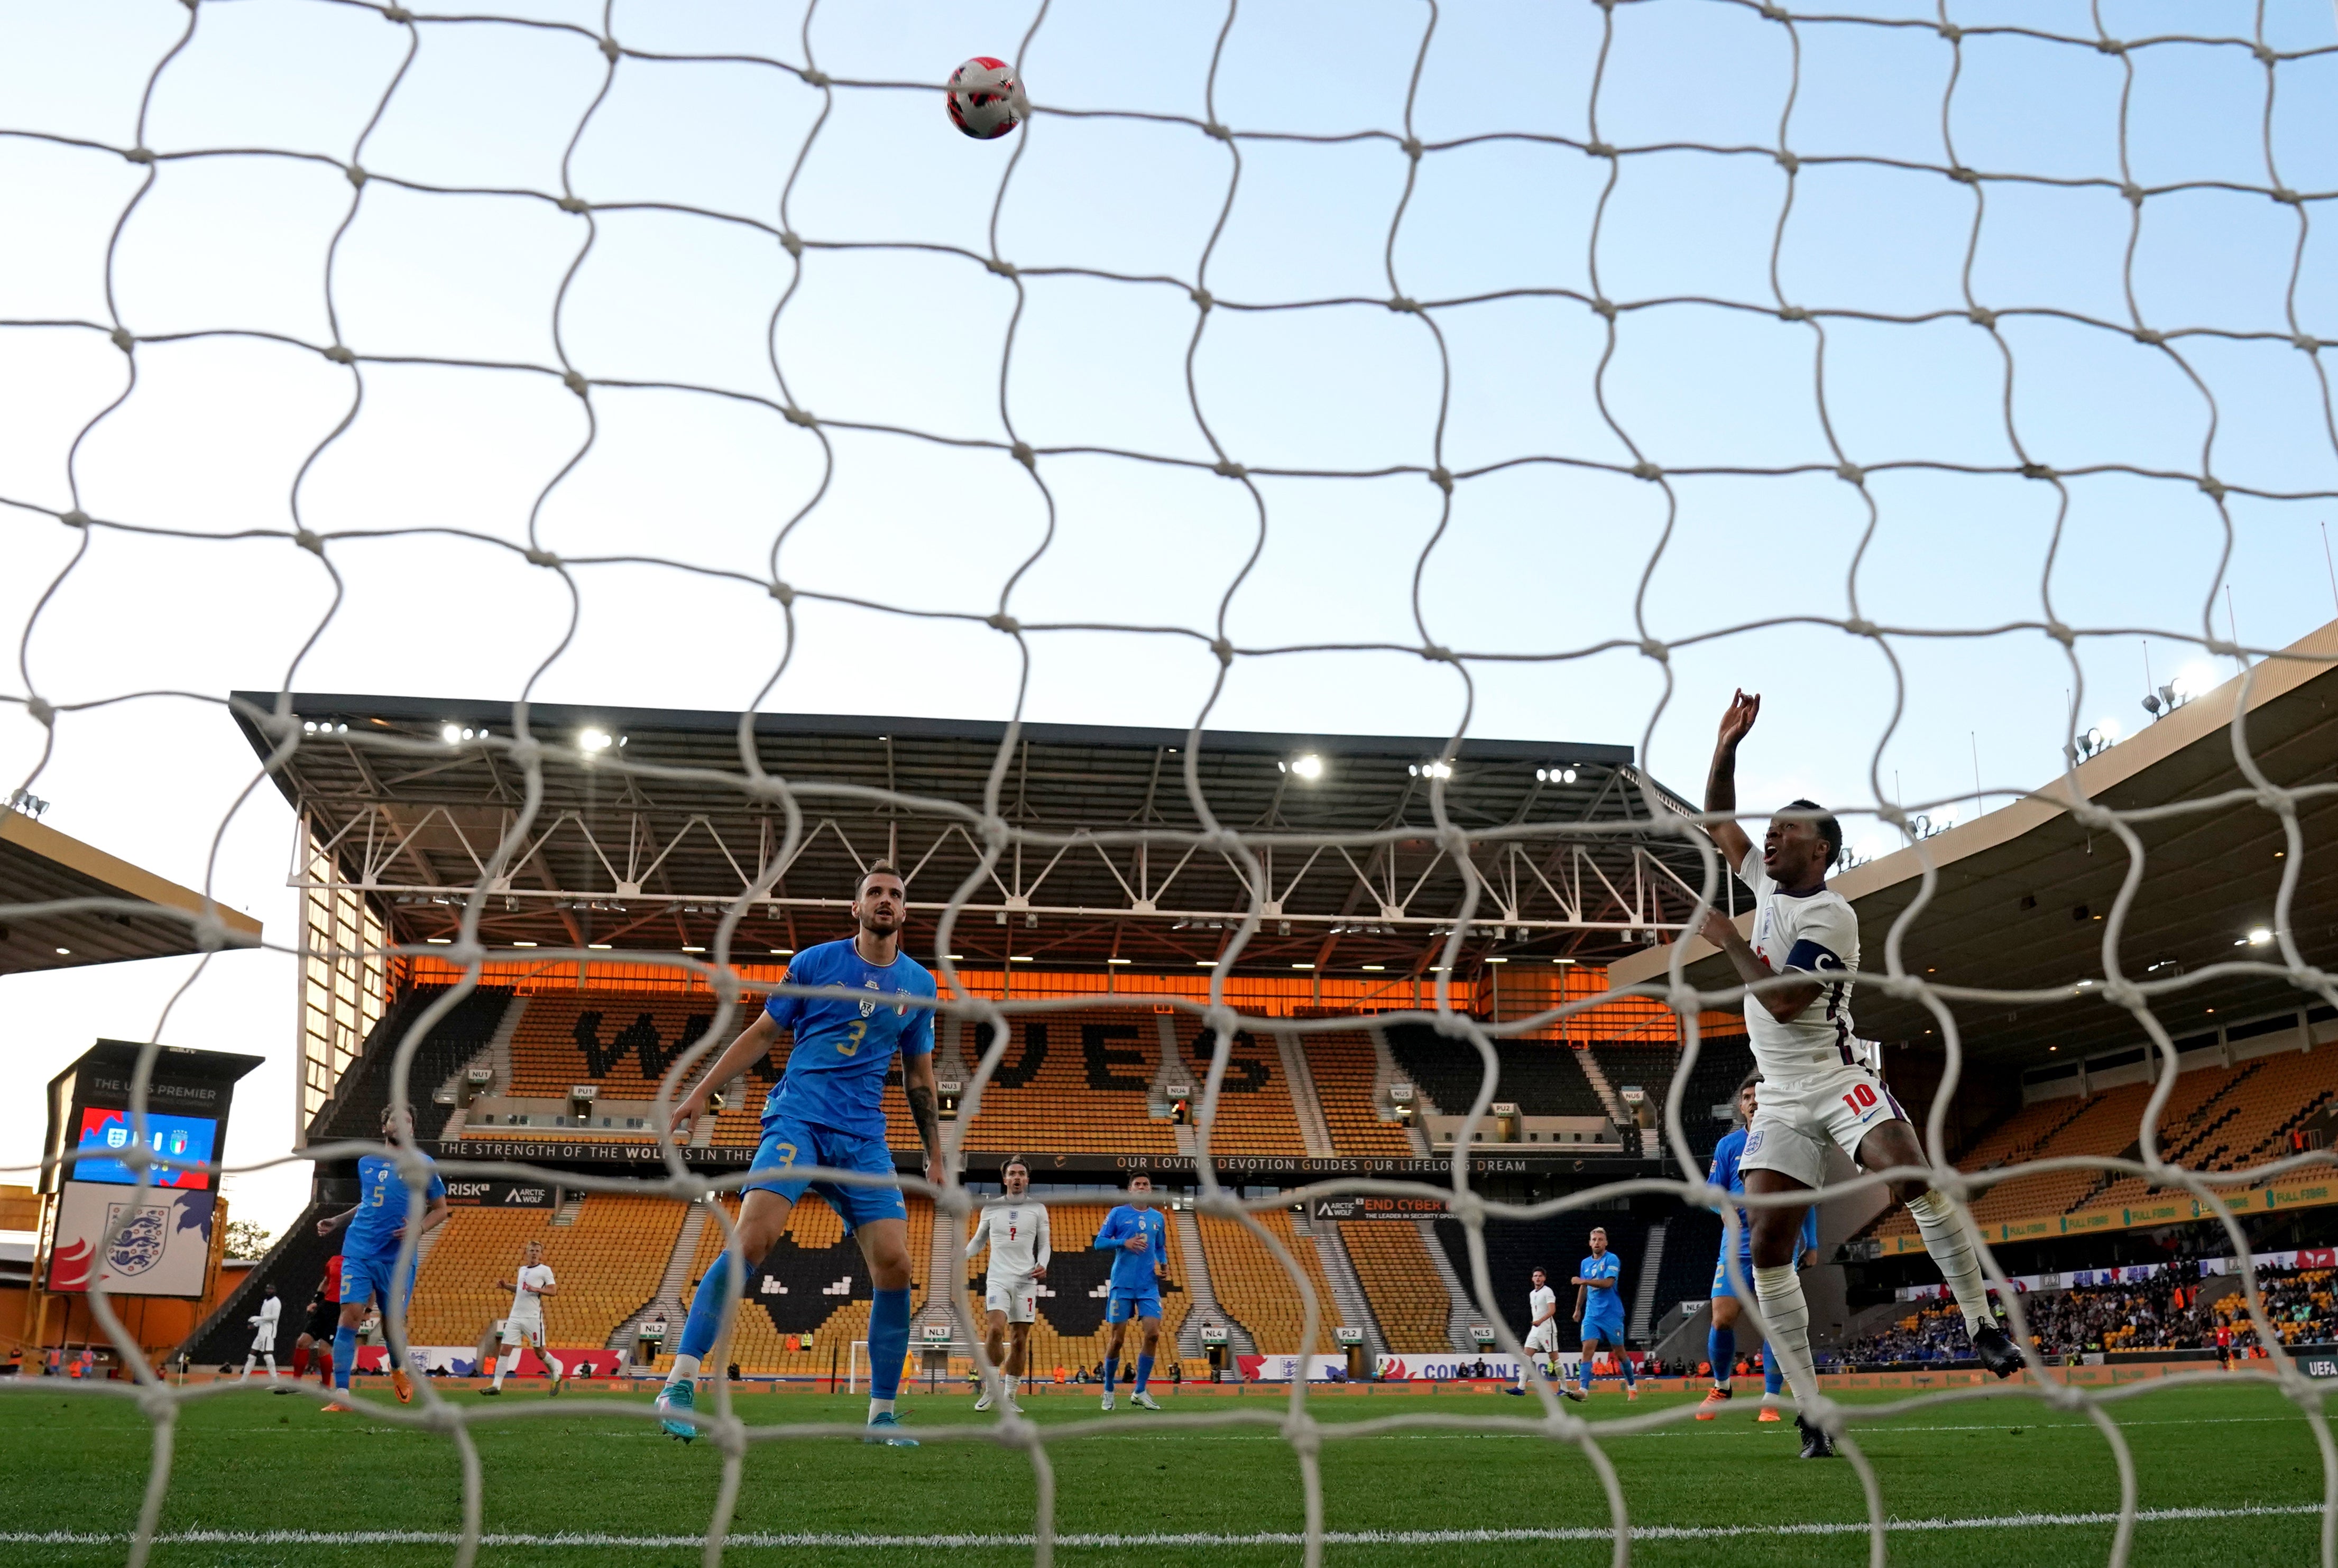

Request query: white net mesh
[{"left": 6, "top": 1, "right": 2338, "bottom": 1564}]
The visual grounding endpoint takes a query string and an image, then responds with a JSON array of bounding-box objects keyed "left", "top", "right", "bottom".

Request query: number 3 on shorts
[{"left": 1840, "top": 1082, "right": 1880, "bottom": 1115}]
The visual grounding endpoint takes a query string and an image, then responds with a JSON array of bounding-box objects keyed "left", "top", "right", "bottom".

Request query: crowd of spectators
[{"left": 1837, "top": 1263, "right": 2338, "bottom": 1367}]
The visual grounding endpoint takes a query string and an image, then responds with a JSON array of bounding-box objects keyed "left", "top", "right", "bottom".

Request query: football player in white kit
[
  {"left": 241, "top": 1282, "right": 281, "bottom": 1383},
  {"left": 481, "top": 1239, "right": 564, "bottom": 1396},
  {"left": 1504, "top": 1267, "right": 1561, "bottom": 1396},
  {"left": 965, "top": 1157, "right": 1051, "bottom": 1414},
  {"left": 1699, "top": 690, "right": 2021, "bottom": 1459}
]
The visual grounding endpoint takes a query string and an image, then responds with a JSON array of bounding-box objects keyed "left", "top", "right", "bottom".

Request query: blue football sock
[
  {"left": 332, "top": 1325, "right": 356, "bottom": 1391},
  {"left": 678, "top": 1255, "right": 734, "bottom": 1363},
  {"left": 868, "top": 1287, "right": 911, "bottom": 1403},
  {"left": 1621, "top": 1350, "right": 1637, "bottom": 1387},
  {"left": 1763, "top": 1343, "right": 1784, "bottom": 1396},
  {"left": 1709, "top": 1323, "right": 1736, "bottom": 1386},
  {"left": 1135, "top": 1354, "right": 1154, "bottom": 1393},
  {"left": 1103, "top": 1355, "right": 1119, "bottom": 1390}
]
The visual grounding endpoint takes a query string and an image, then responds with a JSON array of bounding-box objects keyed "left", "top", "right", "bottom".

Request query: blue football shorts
[
  {"left": 1105, "top": 1288, "right": 1163, "bottom": 1323},
  {"left": 339, "top": 1249, "right": 419, "bottom": 1312},
  {"left": 743, "top": 1115, "right": 907, "bottom": 1233},
  {"left": 1579, "top": 1308, "right": 1626, "bottom": 1348}
]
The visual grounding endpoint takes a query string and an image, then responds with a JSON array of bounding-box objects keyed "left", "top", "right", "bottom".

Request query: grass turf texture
[{"left": 1, "top": 1381, "right": 2326, "bottom": 1566}]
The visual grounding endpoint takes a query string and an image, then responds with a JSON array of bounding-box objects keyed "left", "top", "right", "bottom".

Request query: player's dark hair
[
  {"left": 1784, "top": 798, "right": 1843, "bottom": 864},
  {"left": 1003, "top": 1156, "right": 1029, "bottom": 1175},
  {"left": 1737, "top": 1069, "right": 1762, "bottom": 1095},
  {"left": 857, "top": 861, "right": 904, "bottom": 896},
  {"left": 1128, "top": 1170, "right": 1152, "bottom": 1186}
]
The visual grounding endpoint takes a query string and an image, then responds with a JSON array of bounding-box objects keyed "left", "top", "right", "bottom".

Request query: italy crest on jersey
[{"left": 859, "top": 978, "right": 879, "bottom": 1018}]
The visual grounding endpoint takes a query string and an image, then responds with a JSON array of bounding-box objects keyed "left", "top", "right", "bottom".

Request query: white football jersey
[
  {"left": 1737, "top": 844, "right": 1860, "bottom": 1080},
  {"left": 967, "top": 1202, "right": 1051, "bottom": 1285},
  {"left": 1528, "top": 1284, "right": 1555, "bottom": 1325},
  {"left": 509, "top": 1262, "right": 555, "bottom": 1318}
]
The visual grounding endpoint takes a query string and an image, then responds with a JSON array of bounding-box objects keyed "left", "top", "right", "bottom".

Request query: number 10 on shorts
[{"left": 1841, "top": 1082, "right": 1880, "bottom": 1116}]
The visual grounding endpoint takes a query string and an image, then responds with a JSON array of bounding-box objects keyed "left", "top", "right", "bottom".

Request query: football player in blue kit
[
  {"left": 1093, "top": 1173, "right": 1170, "bottom": 1411},
  {"left": 1564, "top": 1225, "right": 1636, "bottom": 1401},
  {"left": 1698, "top": 1071, "right": 1819, "bottom": 1422},
  {"left": 314, "top": 1104, "right": 448, "bottom": 1410},
  {"left": 659, "top": 864, "right": 945, "bottom": 1446}
]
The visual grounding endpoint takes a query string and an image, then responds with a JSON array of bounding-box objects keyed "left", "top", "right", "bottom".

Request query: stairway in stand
[
  {"left": 1293, "top": 1206, "right": 1383, "bottom": 1360},
  {"left": 1628, "top": 1220, "right": 1667, "bottom": 1344},
  {"left": 1417, "top": 1217, "right": 1481, "bottom": 1353},
  {"left": 1173, "top": 1206, "right": 1256, "bottom": 1357},
  {"left": 920, "top": 1204, "right": 967, "bottom": 1340},
  {"left": 607, "top": 1200, "right": 712, "bottom": 1358}
]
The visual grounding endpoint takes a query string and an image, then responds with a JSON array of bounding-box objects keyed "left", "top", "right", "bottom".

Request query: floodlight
[
  {"left": 2248, "top": 927, "right": 2273, "bottom": 945},
  {"left": 1291, "top": 753, "right": 1323, "bottom": 780},
  {"left": 441, "top": 724, "right": 461, "bottom": 744},
  {"left": 578, "top": 728, "right": 613, "bottom": 751}
]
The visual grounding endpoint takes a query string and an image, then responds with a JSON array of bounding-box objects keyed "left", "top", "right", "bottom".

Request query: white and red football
[{"left": 946, "top": 56, "right": 1027, "bottom": 141}]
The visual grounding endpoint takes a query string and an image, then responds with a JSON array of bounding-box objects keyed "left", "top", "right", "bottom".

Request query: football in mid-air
[{"left": 947, "top": 56, "right": 1027, "bottom": 140}]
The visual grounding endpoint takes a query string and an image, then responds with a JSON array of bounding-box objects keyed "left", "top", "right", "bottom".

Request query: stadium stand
[
  {"left": 183, "top": 1197, "right": 339, "bottom": 1366},
  {"left": 1172, "top": 1022, "right": 1306, "bottom": 1155},
  {"left": 316, "top": 985, "right": 512, "bottom": 1143},
  {"left": 1384, "top": 1023, "right": 1606, "bottom": 1118},
  {"left": 2074, "top": 1039, "right": 2338, "bottom": 1211},
  {"left": 1304, "top": 1030, "right": 1413, "bottom": 1156},
  {"left": 1432, "top": 1210, "right": 1652, "bottom": 1341},
  {"left": 1194, "top": 1208, "right": 1347, "bottom": 1355},
  {"left": 410, "top": 1195, "right": 683, "bottom": 1351},
  {"left": 652, "top": 1194, "right": 937, "bottom": 1377},
  {"left": 951, "top": 1013, "right": 1182, "bottom": 1153},
  {"left": 1666, "top": 1034, "right": 1756, "bottom": 1162},
  {"left": 1654, "top": 1207, "right": 1725, "bottom": 1320},
  {"left": 1341, "top": 1221, "right": 1456, "bottom": 1352},
  {"left": 1862, "top": 1082, "right": 2159, "bottom": 1242}
]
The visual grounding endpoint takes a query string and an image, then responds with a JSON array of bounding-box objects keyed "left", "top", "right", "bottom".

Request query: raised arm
[
  {"left": 1704, "top": 689, "right": 1760, "bottom": 873},
  {"left": 667, "top": 1011, "right": 782, "bottom": 1136}
]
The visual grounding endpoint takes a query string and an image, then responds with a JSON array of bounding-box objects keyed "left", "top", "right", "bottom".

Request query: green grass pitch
[{"left": 0, "top": 1380, "right": 2327, "bottom": 1566}]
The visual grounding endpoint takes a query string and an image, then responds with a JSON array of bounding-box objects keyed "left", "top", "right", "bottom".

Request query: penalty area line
[{"left": 6, "top": 1503, "right": 2326, "bottom": 1549}]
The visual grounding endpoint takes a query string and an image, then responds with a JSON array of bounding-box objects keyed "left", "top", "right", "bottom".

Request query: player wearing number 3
[
  {"left": 1700, "top": 691, "right": 2021, "bottom": 1460},
  {"left": 656, "top": 863, "right": 944, "bottom": 1448}
]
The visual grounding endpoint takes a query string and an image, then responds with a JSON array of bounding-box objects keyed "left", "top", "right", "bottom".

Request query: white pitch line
[{"left": 5, "top": 1503, "right": 2326, "bottom": 1549}]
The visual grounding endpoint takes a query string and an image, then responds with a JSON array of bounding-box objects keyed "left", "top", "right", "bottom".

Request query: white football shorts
[
  {"left": 1739, "top": 1060, "right": 1909, "bottom": 1189},
  {"left": 500, "top": 1313, "right": 546, "bottom": 1348},
  {"left": 1524, "top": 1321, "right": 1559, "bottom": 1355},
  {"left": 249, "top": 1325, "right": 277, "bottom": 1353},
  {"left": 985, "top": 1278, "right": 1038, "bottom": 1325}
]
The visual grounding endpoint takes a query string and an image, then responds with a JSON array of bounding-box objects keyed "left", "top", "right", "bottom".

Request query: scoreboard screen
[{"left": 72, "top": 1108, "right": 218, "bottom": 1190}]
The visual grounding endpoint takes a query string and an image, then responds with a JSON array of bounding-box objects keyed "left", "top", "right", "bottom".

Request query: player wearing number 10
[
  {"left": 1700, "top": 691, "right": 2022, "bottom": 1460},
  {"left": 658, "top": 863, "right": 944, "bottom": 1447}
]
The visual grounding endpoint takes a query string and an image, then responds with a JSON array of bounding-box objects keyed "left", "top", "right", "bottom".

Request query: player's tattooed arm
[{"left": 903, "top": 1049, "right": 944, "bottom": 1186}]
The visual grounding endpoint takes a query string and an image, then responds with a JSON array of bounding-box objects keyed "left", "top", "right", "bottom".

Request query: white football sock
[
  {"left": 868, "top": 1397, "right": 895, "bottom": 1419},
  {"left": 1751, "top": 1265, "right": 1818, "bottom": 1406},
  {"left": 543, "top": 1352, "right": 564, "bottom": 1382},
  {"left": 666, "top": 1353, "right": 702, "bottom": 1387},
  {"left": 240, "top": 1356, "right": 255, "bottom": 1379},
  {"left": 264, "top": 1354, "right": 277, "bottom": 1377},
  {"left": 1906, "top": 1189, "right": 1995, "bottom": 1339}
]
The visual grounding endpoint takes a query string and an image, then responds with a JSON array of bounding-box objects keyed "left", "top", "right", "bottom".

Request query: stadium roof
[
  {"left": 1612, "top": 618, "right": 2338, "bottom": 1071},
  {"left": 233, "top": 693, "right": 1720, "bottom": 975},
  {"left": 0, "top": 809, "right": 263, "bottom": 976}
]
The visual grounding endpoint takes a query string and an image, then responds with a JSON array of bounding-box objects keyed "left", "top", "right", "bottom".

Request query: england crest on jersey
[{"left": 103, "top": 1201, "right": 169, "bottom": 1277}]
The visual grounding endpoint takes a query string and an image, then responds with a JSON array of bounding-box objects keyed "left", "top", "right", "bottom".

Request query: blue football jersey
[
  {"left": 1711, "top": 1127, "right": 1820, "bottom": 1257},
  {"left": 1095, "top": 1204, "right": 1168, "bottom": 1294},
  {"left": 343, "top": 1152, "right": 445, "bottom": 1260},
  {"left": 1579, "top": 1250, "right": 1623, "bottom": 1312},
  {"left": 762, "top": 939, "right": 937, "bottom": 1141}
]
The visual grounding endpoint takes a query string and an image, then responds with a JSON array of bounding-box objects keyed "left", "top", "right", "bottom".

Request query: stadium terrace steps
[
  {"left": 409, "top": 1195, "right": 683, "bottom": 1353},
  {"left": 1305, "top": 1029, "right": 1415, "bottom": 1156},
  {"left": 1627, "top": 1220, "right": 1667, "bottom": 1342},
  {"left": 609, "top": 1197, "right": 711, "bottom": 1353},
  {"left": 1295, "top": 1206, "right": 1384, "bottom": 1360},
  {"left": 1270, "top": 1030, "right": 1338, "bottom": 1158},
  {"left": 1411, "top": 1217, "right": 1483, "bottom": 1352},
  {"left": 920, "top": 1205, "right": 963, "bottom": 1339},
  {"left": 946, "top": 1012, "right": 1182, "bottom": 1152},
  {"left": 314, "top": 985, "right": 514, "bottom": 1145},
  {"left": 1194, "top": 1208, "right": 1352, "bottom": 1358},
  {"left": 182, "top": 1197, "right": 337, "bottom": 1367},
  {"left": 1382, "top": 1023, "right": 1609, "bottom": 1123},
  {"left": 1171, "top": 1205, "right": 1250, "bottom": 1357},
  {"left": 435, "top": 994, "right": 532, "bottom": 1138},
  {"left": 1340, "top": 1219, "right": 1460, "bottom": 1354},
  {"left": 1572, "top": 1049, "right": 1631, "bottom": 1128}
]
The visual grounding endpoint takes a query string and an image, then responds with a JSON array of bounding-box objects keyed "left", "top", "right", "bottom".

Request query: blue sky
[{"left": 3, "top": 0, "right": 2335, "bottom": 1233}]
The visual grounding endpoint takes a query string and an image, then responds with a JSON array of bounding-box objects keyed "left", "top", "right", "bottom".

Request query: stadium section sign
[{"left": 44, "top": 1182, "right": 214, "bottom": 1296}]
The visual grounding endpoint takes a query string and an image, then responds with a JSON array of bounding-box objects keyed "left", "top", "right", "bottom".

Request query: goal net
[{"left": 7, "top": 0, "right": 2338, "bottom": 1563}]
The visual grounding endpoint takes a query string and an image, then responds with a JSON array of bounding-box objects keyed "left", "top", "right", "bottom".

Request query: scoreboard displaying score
[{"left": 72, "top": 1108, "right": 220, "bottom": 1189}]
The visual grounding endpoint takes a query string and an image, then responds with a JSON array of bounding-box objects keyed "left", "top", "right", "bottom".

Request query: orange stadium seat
[
  {"left": 950, "top": 1012, "right": 1180, "bottom": 1153},
  {"left": 410, "top": 1195, "right": 684, "bottom": 1350},
  {"left": 1342, "top": 1222, "right": 1454, "bottom": 1352},
  {"left": 1195, "top": 1209, "right": 1351, "bottom": 1356},
  {"left": 1172, "top": 1022, "right": 1304, "bottom": 1156},
  {"left": 1304, "top": 1031, "right": 1413, "bottom": 1156}
]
